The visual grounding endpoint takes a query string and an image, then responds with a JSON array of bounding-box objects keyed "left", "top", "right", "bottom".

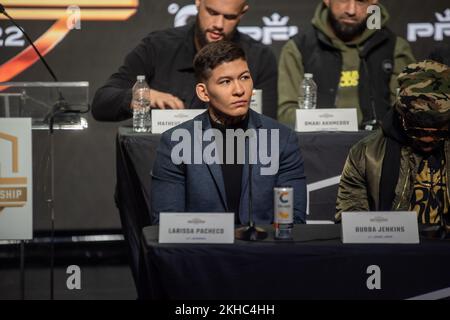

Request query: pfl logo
[
  {"left": 168, "top": 3, "right": 298, "bottom": 45},
  {"left": 407, "top": 9, "right": 450, "bottom": 42}
]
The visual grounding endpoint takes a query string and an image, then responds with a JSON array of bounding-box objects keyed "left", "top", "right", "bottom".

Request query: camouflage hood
[{"left": 395, "top": 60, "right": 450, "bottom": 128}]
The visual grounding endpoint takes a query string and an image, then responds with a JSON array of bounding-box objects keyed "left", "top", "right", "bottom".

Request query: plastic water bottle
[
  {"left": 132, "top": 75, "right": 151, "bottom": 132},
  {"left": 298, "top": 73, "right": 317, "bottom": 109}
]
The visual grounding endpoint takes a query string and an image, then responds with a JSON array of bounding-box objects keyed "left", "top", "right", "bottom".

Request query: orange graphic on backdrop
[{"left": 0, "top": 0, "right": 138, "bottom": 87}]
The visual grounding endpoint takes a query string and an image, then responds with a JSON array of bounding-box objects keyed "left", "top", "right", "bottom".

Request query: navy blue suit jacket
[{"left": 151, "top": 110, "right": 306, "bottom": 224}]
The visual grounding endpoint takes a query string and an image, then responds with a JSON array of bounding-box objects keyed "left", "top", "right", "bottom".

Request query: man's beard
[
  {"left": 194, "top": 17, "right": 234, "bottom": 49},
  {"left": 327, "top": 10, "right": 367, "bottom": 42}
]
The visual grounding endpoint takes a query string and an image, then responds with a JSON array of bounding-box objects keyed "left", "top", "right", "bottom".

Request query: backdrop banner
[{"left": 0, "top": 0, "right": 448, "bottom": 230}]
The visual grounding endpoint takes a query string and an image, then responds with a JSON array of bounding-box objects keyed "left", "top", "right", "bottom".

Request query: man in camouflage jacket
[{"left": 336, "top": 60, "right": 450, "bottom": 235}]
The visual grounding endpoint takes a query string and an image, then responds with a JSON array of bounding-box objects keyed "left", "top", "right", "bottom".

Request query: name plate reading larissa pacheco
[
  {"left": 342, "top": 211, "right": 419, "bottom": 244},
  {"left": 152, "top": 109, "right": 205, "bottom": 134},
  {"left": 295, "top": 108, "right": 358, "bottom": 132},
  {"left": 159, "top": 213, "right": 234, "bottom": 244}
]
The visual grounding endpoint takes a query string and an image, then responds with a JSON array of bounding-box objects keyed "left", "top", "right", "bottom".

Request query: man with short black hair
[
  {"left": 278, "top": 0, "right": 415, "bottom": 127},
  {"left": 92, "top": 0, "right": 278, "bottom": 121},
  {"left": 151, "top": 41, "right": 306, "bottom": 225}
]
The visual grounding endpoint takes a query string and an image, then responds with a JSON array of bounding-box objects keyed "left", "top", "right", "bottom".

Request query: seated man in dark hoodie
[
  {"left": 336, "top": 61, "right": 450, "bottom": 237},
  {"left": 278, "top": 0, "right": 415, "bottom": 128}
]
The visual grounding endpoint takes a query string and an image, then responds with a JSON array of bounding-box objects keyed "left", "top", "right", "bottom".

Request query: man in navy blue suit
[{"left": 151, "top": 41, "right": 306, "bottom": 225}]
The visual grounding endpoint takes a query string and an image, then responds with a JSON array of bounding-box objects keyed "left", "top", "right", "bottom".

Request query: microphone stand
[
  {"left": 235, "top": 135, "right": 267, "bottom": 241},
  {"left": 0, "top": 4, "right": 64, "bottom": 300}
]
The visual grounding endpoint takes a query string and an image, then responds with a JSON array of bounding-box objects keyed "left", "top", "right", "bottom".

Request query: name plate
[
  {"left": 152, "top": 109, "right": 205, "bottom": 134},
  {"left": 159, "top": 213, "right": 234, "bottom": 244},
  {"left": 342, "top": 211, "right": 419, "bottom": 244},
  {"left": 295, "top": 108, "right": 358, "bottom": 132}
]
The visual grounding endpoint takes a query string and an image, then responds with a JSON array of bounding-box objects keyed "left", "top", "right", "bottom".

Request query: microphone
[
  {"left": 359, "top": 50, "right": 379, "bottom": 131},
  {"left": 235, "top": 131, "right": 268, "bottom": 241},
  {"left": 0, "top": 4, "right": 5, "bottom": 14}
]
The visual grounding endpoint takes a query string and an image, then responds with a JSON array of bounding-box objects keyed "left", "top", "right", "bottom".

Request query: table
[
  {"left": 116, "top": 128, "right": 368, "bottom": 295},
  {"left": 142, "top": 225, "right": 450, "bottom": 300}
]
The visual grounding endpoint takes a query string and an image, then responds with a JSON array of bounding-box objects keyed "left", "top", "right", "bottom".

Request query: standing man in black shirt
[{"left": 92, "top": 0, "right": 278, "bottom": 121}]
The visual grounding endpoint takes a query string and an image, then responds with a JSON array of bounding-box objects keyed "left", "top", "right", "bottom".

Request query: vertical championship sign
[{"left": 0, "top": 118, "right": 32, "bottom": 240}]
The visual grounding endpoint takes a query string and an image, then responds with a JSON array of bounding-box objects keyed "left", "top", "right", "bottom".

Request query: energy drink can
[{"left": 274, "top": 187, "right": 294, "bottom": 239}]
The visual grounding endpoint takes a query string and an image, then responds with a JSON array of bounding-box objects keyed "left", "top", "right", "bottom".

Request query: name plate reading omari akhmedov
[
  {"left": 295, "top": 108, "right": 358, "bottom": 132},
  {"left": 342, "top": 211, "right": 419, "bottom": 244},
  {"left": 159, "top": 213, "right": 234, "bottom": 244},
  {"left": 152, "top": 109, "right": 205, "bottom": 134}
]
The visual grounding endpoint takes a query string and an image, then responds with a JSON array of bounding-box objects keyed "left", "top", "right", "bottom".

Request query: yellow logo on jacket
[{"left": 340, "top": 70, "right": 359, "bottom": 88}]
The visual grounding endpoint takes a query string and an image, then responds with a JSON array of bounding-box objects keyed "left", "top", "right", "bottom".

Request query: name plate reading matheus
[
  {"left": 296, "top": 108, "right": 358, "bottom": 132},
  {"left": 342, "top": 211, "right": 419, "bottom": 244},
  {"left": 159, "top": 213, "right": 234, "bottom": 244},
  {"left": 152, "top": 109, "right": 205, "bottom": 134}
]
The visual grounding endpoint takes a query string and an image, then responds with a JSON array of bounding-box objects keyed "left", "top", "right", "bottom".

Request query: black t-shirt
[{"left": 210, "top": 114, "right": 249, "bottom": 224}]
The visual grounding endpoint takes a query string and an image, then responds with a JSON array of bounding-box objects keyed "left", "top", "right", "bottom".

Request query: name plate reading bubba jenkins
[
  {"left": 342, "top": 211, "right": 419, "bottom": 244},
  {"left": 159, "top": 213, "right": 234, "bottom": 244},
  {"left": 152, "top": 109, "right": 205, "bottom": 134},
  {"left": 295, "top": 108, "right": 358, "bottom": 132}
]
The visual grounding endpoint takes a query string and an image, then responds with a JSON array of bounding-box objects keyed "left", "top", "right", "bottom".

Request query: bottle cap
[
  {"left": 304, "top": 73, "right": 313, "bottom": 79},
  {"left": 137, "top": 75, "right": 145, "bottom": 81}
]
